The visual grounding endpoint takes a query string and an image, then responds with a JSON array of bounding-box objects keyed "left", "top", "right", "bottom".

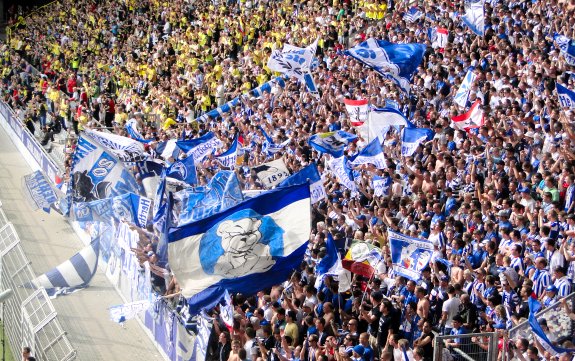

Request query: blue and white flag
[
  {"left": 167, "top": 183, "right": 311, "bottom": 314},
  {"left": 23, "top": 170, "right": 59, "bottom": 213},
  {"left": 373, "top": 175, "right": 392, "bottom": 197},
  {"left": 191, "top": 311, "right": 213, "bottom": 361},
  {"left": 557, "top": 82, "right": 575, "bottom": 109},
  {"left": 174, "top": 171, "right": 244, "bottom": 226},
  {"left": 71, "top": 134, "right": 141, "bottom": 203},
  {"left": 216, "top": 135, "right": 240, "bottom": 168},
  {"left": 348, "top": 138, "right": 386, "bottom": 169},
  {"left": 248, "top": 76, "right": 287, "bottom": 98},
  {"left": 278, "top": 163, "right": 326, "bottom": 204},
  {"left": 345, "top": 38, "right": 426, "bottom": 93},
  {"left": 156, "top": 139, "right": 180, "bottom": 160},
  {"left": 328, "top": 156, "right": 357, "bottom": 192},
  {"left": 401, "top": 128, "right": 434, "bottom": 156},
  {"left": 136, "top": 160, "right": 164, "bottom": 181},
  {"left": 369, "top": 107, "right": 413, "bottom": 142},
  {"left": 260, "top": 127, "right": 291, "bottom": 156},
  {"left": 73, "top": 192, "right": 152, "bottom": 228},
  {"left": 109, "top": 300, "right": 151, "bottom": 323},
  {"left": 316, "top": 233, "right": 339, "bottom": 276},
  {"left": 252, "top": 158, "right": 291, "bottom": 189},
  {"left": 84, "top": 129, "right": 148, "bottom": 162},
  {"left": 388, "top": 230, "right": 434, "bottom": 281},
  {"left": 167, "top": 155, "right": 197, "bottom": 185},
  {"left": 528, "top": 297, "right": 575, "bottom": 355},
  {"left": 454, "top": 70, "right": 477, "bottom": 108},
  {"left": 176, "top": 132, "right": 223, "bottom": 165},
  {"left": 32, "top": 236, "right": 100, "bottom": 297},
  {"left": 199, "top": 97, "right": 241, "bottom": 122},
  {"left": 462, "top": 0, "right": 485, "bottom": 36},
  {"left": 125, "top": 119, "right": 153, "bottom": 144},
  {"left": 554, "top": 34, "right": 575, "bottom": 65},
  {"left": 309, "top": 130, "right": 358, "bottom": 157},
  {"left": 403, "top": 7, "right": 423, "bottom": 23}
]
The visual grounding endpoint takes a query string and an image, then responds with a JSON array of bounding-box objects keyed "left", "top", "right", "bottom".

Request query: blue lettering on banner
[{"left": 137, "top": 197, "right": 152, "bottom": 228}]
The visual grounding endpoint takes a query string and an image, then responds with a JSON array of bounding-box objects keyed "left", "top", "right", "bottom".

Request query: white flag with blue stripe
[
  {"left": 348, "top": 138, "right": 386, "bottom": 169},
  {"left": 167, "top": 183, "right": 311, "bottom": 314},
  {"left": 32, "top": 236, "right": 100, "bottom": 298},
  {"left": 557, "top": 82, "right": 575, "bottom": 109},
  {"left": 309, "top": 130, "right": 358, "bottom": 157},
  {"left": 125, "top": 119, "right": 153, "bottom": 144},
  {"left": 462, "top": 0, "right": 485, "bottom": 36},
  {"left": 454, "top": 70, "right": 477, "bottom": 108},
  {"left": 345, "top": 38, "right": 426, "bottom": 93},
  {"left": 554, "top": 34, "right": 575, "bottom": 65},
  {"left": 84, "top": 129, "right": 148, "bottom": 162},
  {"left": 401, "top": 128, "right": 434, "bottom": 156},
  {"left": 176, "top": 132, "right": 223, "bottom": 165}
]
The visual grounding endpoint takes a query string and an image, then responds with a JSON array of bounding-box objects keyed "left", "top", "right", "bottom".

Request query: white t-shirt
[{"left": 442, "top": 297, "right": 461, "bottom": 326}]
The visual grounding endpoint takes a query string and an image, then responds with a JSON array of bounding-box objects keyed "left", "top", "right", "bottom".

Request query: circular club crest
[{"left": 199, "top": 209, "right": 285, "bottom": 278}]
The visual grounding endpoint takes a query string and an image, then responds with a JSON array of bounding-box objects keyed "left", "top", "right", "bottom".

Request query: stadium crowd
[{"left": 3, "top": 0, "right": 575, "bottom": 360}]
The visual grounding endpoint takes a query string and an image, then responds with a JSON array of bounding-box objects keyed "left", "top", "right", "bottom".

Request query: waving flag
[
  {"left": 32, "top": 237, "right": 100, "bottom": 298},
  {"left": 556, "top": 82, "right": 575, "bottom": 108},
  {"left": 216, "top": 135, "right": 240, "bottom": 168},
  {"left": 166, "top": 155, "right": 197, "bottom": 185},
  {"left": 389, "top": 230, "right": 434, "bottom": 281},
  {"left": 125, "top": 119, "right": 153, "bottom": 144},
  {"left": 136, "top": 160, "right": 163, "bottom": 198},
  {"left": 342, "top": 241, "right": 383, "bottom": 278},
  {"left": 369, "top": 106, "right": 413, "bottom": 136},
  {"left": 84, "top": 129, "right": 147, "bottom": 162},
  {"left": 176, "top": 132, "right": 223, "bottom": 165},
  {"left": 249, "top": 76, "right": 287, "bottom": 98},
  {"left": 403, "top": 7, "right": 423, "bottom": 23},
  {"left": 155, "top": 139, "right": 180, "bottom": 160},
  {"left": 221, "top": 290, "right": 234, "bottom": 331},
  {"left": 328, "top": 156, "right": 357, "bottom": 191},
  {"left": 401, "top": 128, "right": 434, "bottom": 156},
  {"left": 348, "top": 138, "right": 386, "bottom": 169},
  {"left": 260, "top": 127, "right": 290, "bottom": 156},
  {"left": 71, "top": 134, "right": 141, "bottom": 203},
  {"left": 451, "top": 100, "right": 484, "bottom": 131},
  {"left": 373, "top": 175, "right": 393, "bottom": 197},
  {"left": 553, "top": 34, "right": 575, "bottom": 65},
  {"left": 175, "top": 171, "right": 244, "bottom": 226},
  {"left": 454, "top": 70, "right": 477, "bottom": 108},
  {"left": 345, "top": 38, "right": 426, "bottom": 93},
  {"left": 191, "top": 311, "right": 213, "bottom": 361},
  {"left": 252, "top": 158, "right": 291, "bottom": 189},
  {"left": 344, "top": 99, "right": 369, "bottom": 126},
  {"left": 528, "top": 297, "right": 575, "bottom": 355},
  {"left": 309, "top": 130, "right": 358, "bottom": 157},
  {"left": 278, "top": 163, "right": 326, "bottom": 204},
  {"left": 462, "top": 0, "right": 485, "bottom": 36},
  {"left": 316, "top": 233, "right": 339, "bottom": 276},
  {"left": 167, "top": 183, "right": 311, "bottom": 314},
  {"left": 431, "top": 27, "right": 449, "bottom": 48},
  {"left": 73, "top": 192, "right": 152, "bottom": 228}
]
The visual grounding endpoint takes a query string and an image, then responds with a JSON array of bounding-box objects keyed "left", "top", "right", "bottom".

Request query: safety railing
[
  {"left": 434, "top": 332, "right": 499, "bottom": 361},
  {"left": 0, "top": 202, "right": 76, "bottom": 360}
]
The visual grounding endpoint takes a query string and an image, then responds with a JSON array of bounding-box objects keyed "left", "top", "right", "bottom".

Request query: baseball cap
[
  {"left": 356, "top": 214, "right": 367, "bottom": 221},
  {"left": 353, "top": 345, "right": 365, "bottom": 356},
  {"left": 546, "top": 285, "right": 558, "bottom": 293}
]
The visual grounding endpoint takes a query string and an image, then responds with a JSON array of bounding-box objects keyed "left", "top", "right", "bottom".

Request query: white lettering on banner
[
  {"left": 392, "top": 265, "right": 420, "bottom": 280},
  {"left": 373, "top": 179, "right": 385, "bottom": 197},
  {"left": 310, "top": 180, "right": 326, "bottom": 204},
  {"left": 137, "top": 197, "right": 152, "bottom": 227}
]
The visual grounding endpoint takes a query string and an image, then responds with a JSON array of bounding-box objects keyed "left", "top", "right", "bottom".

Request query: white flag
[{"left": 252, "top": 159, "right": 290, "bottom": 189}]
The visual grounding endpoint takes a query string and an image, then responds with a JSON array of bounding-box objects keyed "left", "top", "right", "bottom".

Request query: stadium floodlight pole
[{"left": 0, "top": 288, "right": 14, "bottom": 361}]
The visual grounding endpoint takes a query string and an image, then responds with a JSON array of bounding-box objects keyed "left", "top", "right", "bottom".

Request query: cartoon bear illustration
[{"left": 213, "top": 217, "right": 276, "bottom": 278}]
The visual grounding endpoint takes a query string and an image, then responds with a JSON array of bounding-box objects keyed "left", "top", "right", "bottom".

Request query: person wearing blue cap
[
  {"left": 352, "top": 344, "right": 364, "bottom": 361},
  {"left": 542, "top": 285, "right": 558, "bottom": 307}
]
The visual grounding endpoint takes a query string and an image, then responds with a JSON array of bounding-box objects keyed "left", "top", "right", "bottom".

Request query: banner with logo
[{"left": 388, "top": 230, "right": 434, "bottom": 280}]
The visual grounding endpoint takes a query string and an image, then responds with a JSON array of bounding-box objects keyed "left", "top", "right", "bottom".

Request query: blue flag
[
  {"left": 73, "top": 192, "right": 152, "bottom": 228},
  {"left": 216, "top": 135, "right": 240, "bottom": 168},
  {"left": 136, "top": 160, "right": 164, "bottom": 180},
  {"left": 401, "top": 128, "right": 434, "bottom": 156},
  {"left": 348, "top": 138, "right": 386, "bottom": 169},
  {"left": 278, "top": 163, "right": 326, "bottom": 204},
  {"left": 125, "top": 119, "right": 153, "bottom": 143},
  {"left": 528, "top": 297, "right": 575, "bottom": 355},
  {"left": 403, "top": 7, "right": 423, "bottom": 23},
  {"left": 454, "top": 70, "right": 477, "bottom": 108},
  {"left": 308, "top": 130, "right": 358, "bottom": 157},
  {"left": 345, "top": 38, "right": 426, "bottom": 93},
  {"left": 328, "top": 156, "right": 357, "bottom": 191},
  {"left": 174, "top": 171, "right": 244, "bottom": 226},
  {"left": 176, "top": 132, "right": 223, "bottom": 165},
  {"left": 167, "top": 183, "right": 311, "bottom": 315},
  {"left": 557, "top": 82, "right": 575, "bottom": 108},
  {"left": 388, "top": 230, "right": 434, "bottom": 281},
  {"left": 166, "top": 155, "right": 197, "bottom": 185},
  {"left": 316, "top": 233, "right": 338, "bottom": 275},
  {"left": 462, "top": 0, "right": 485, "bottom": 36}
]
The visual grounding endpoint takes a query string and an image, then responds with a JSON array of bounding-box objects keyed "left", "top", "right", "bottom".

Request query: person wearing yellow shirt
[
  {"left": 114, "top": 106, "right": 128, "bottom": 126},
  {"left": 162, "top": 115, "right": 177, "bottom": 131},
  {"left": 284, "top": 311, "right": 299, "bottom": 347}
]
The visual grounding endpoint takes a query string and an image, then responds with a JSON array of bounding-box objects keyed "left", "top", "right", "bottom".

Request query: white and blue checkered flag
[
  {"left": 32, "top": 236, "right": 100, "bottom": 298},
  {"left": 167, "top": 183, "right": 311, "bottom": 315},
  {"left": 345, "top": 38, "right": 426, "bottom": 93}
]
